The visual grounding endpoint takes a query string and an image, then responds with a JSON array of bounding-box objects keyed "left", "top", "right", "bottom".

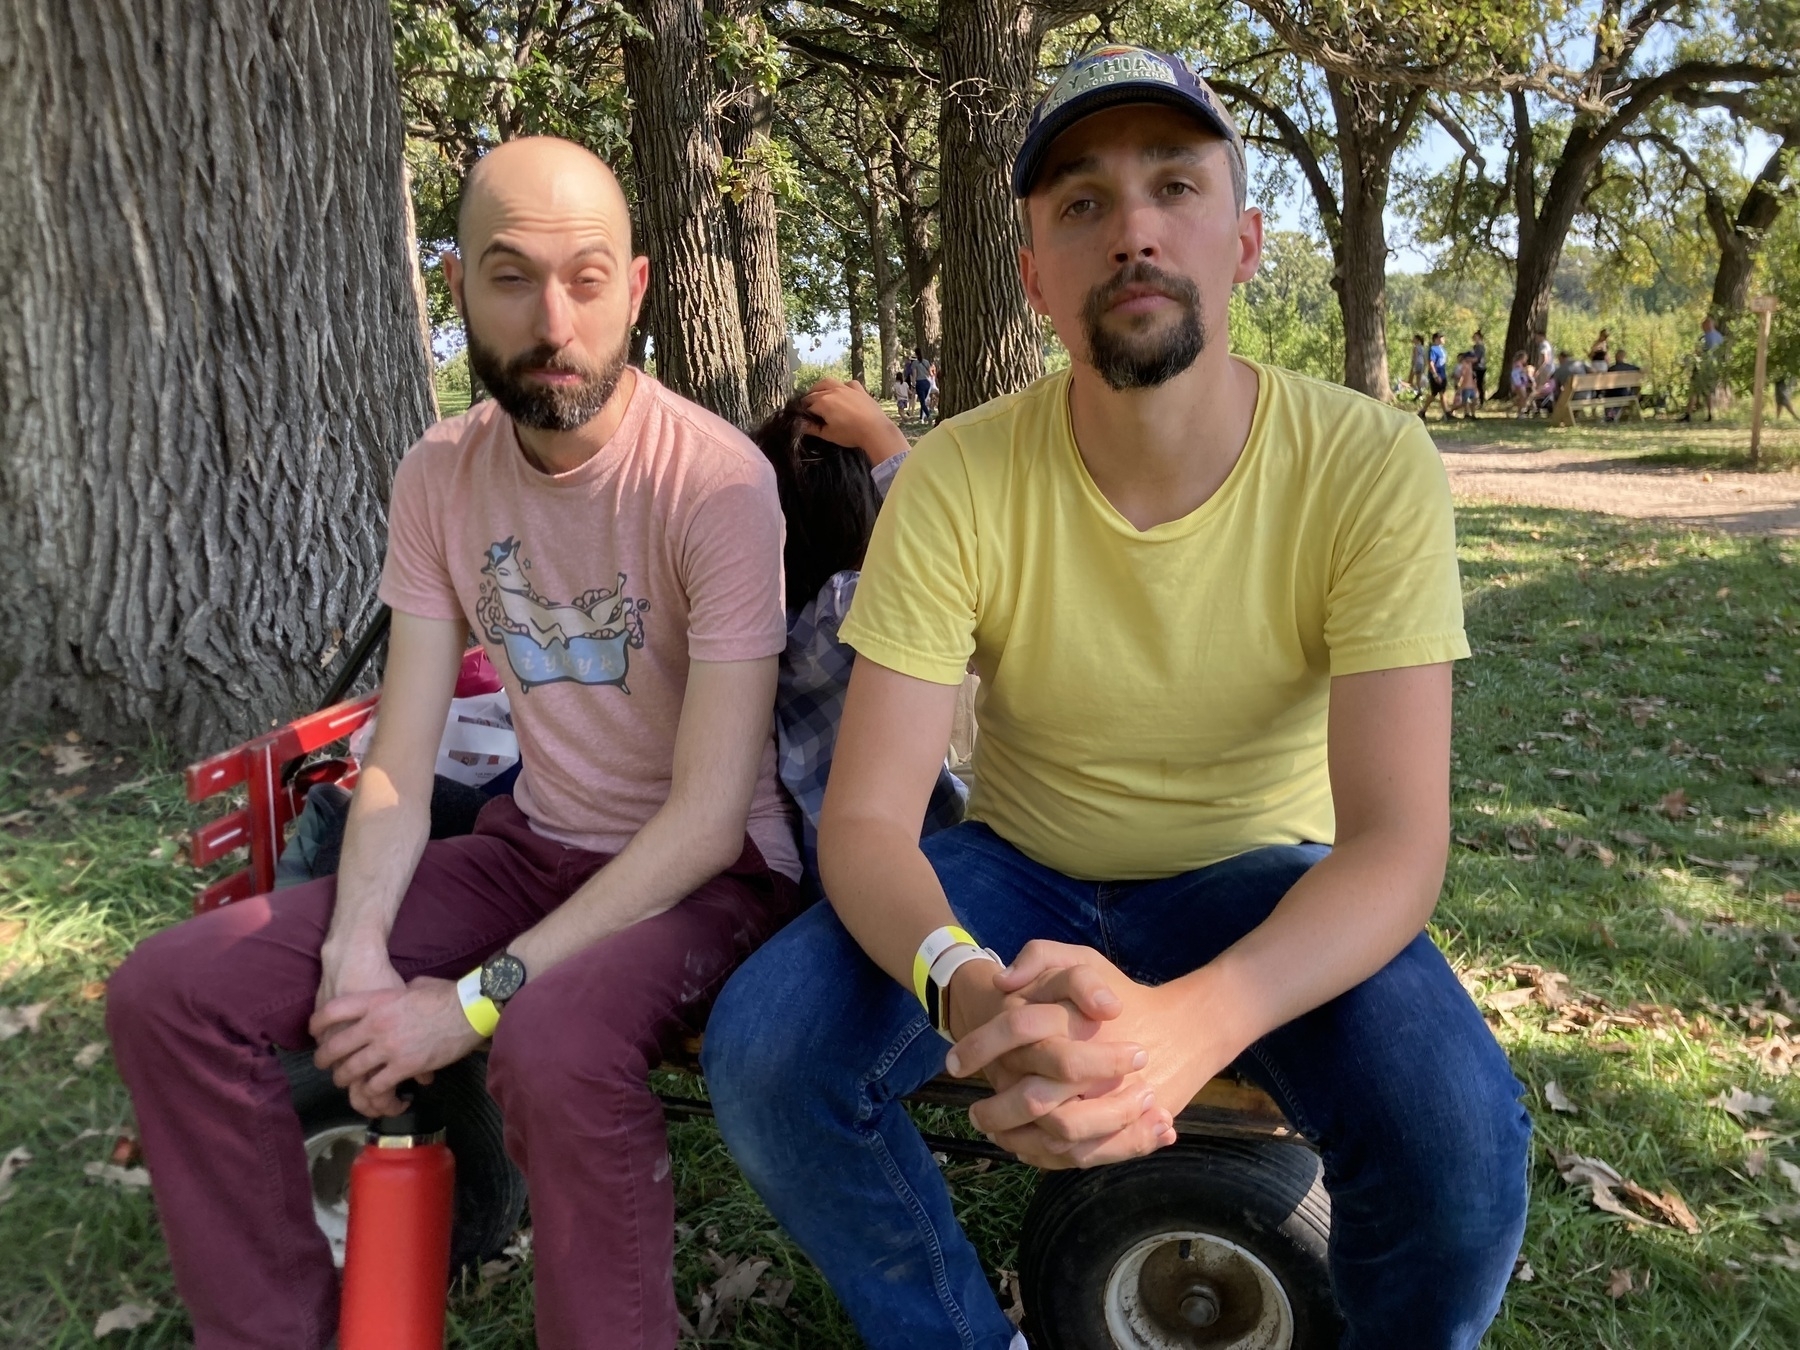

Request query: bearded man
[
  {"left": 703, "top": 48, "right": 1530, "bottom": 1349},
  {"left": 107, "top": 137, "right": 800, "bottom": 1350}
]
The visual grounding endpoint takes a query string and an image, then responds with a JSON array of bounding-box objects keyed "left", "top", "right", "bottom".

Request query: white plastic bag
[{"left": 347, "top": 691, "right": 519, "bottom": 788}]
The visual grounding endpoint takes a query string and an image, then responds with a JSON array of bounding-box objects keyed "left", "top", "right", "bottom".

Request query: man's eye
[
  {"left": 494, "top": 274, "right": 528, "bottom": 286},
  {"left": 1161, "top": 181, "right": 1193, "bottom": 197},
  {"left": 1064, "top": 198, "right": 1097, "bottom": 218}
]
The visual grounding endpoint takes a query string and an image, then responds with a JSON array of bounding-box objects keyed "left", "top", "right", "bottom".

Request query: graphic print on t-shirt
[{"left": 476, "top": 537, "right": 649, "bottom": 693}]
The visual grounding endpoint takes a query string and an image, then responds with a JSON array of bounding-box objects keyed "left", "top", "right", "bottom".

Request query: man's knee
[{"left": 106, "top": 921, "right": 206, "bottom": 1054}]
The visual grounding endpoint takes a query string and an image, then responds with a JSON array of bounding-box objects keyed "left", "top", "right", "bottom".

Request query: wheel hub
[
  {"left": 1103, "top": 1231, "right": 1294, "bottom": 1349},
  {"left": 304, "top": 1123, "right": 366, "bottom": 1268}
]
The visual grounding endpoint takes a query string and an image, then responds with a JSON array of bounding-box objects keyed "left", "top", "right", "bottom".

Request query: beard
[
  {"left": 1080, "top": 261, "right": 1206, "bottom": 391},
  {"left": 465, "top": 324, "right": 629, "bottom": 432}
]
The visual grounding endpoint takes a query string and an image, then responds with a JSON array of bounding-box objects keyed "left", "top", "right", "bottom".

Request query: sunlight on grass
[{"left": 1, "top": 506, "right": 1797, "bottom": 1346}]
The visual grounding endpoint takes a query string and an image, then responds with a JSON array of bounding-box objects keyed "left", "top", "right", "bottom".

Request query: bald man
[{"left": 107, "top": 137, "right": 802, "bottom": 1350}]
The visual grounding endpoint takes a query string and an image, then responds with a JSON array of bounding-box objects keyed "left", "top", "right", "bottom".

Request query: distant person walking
[
  {"left": 1409, "top": 334, "right": 1428, "bottom": 405},
  {"left": 1422, "top": 331, "right": 1448, "bottom": 421},
  {"left": 1471, "top": 330, "right": 1488, "bottom": 406},
  {"left": 1508, "top": 352, "right": 1531, "bottom": 415},
  {"left": 1453, "top": 352, "right": 1479, "bottom": 420},
  {"left": 904, "top": 349, "right": 932, "bottom": 425},
  {"left": 1682, "top": 317, "right": 1727, "bottom": 421}
]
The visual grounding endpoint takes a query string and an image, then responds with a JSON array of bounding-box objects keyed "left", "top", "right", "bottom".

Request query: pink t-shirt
[{"left": 379, "top": 370, "right": 801, "bottom": 881}]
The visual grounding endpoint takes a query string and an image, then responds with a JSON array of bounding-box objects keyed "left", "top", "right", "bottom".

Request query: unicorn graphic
[{"left": 477, "top": 538, "right": 648, "bottom": 693}]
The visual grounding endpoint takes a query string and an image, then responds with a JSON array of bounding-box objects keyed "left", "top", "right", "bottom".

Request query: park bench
[
  {"left": 181, "top": 668, "right": 1339, "bottom": 1347},
  {"left": 1550, "top": 369, "right": 1643, "bottom": 427}
]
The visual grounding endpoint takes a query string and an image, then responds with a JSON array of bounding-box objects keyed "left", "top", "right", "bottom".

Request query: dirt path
[{"left": 1437, "top": 442, "right": 1800, "bottom": 536}]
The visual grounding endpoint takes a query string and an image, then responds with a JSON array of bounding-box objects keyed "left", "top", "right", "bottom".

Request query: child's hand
[{"left": 802, "top": 379, "right": 909, "bottom": 466}]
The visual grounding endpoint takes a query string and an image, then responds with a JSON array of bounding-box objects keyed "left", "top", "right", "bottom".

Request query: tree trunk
[
  {"left": 0, "top": 0, "right": 433, "bottom": 754},
  {"left": 720, "top": 74, "right": 791, "bottom": 423},
  {"left": 1326, "top": 77, "right": 1405, "bottom": 401},
  {"left": 844, "top": 245, "right": 866, "bottom": 387},
  {"left": 863, "top": 166, "right": 899, "bottom": 394},
  {"left": 1709, "top": 132, "right": 1797, "bottom": 334},
  {"left": 1501, "top": 90, "right": 1616, "bottom": 366},
  {"left": 891, "top": 134, "right": 942, "bottom": 359},
  {"left": 936, "top": 0, "right": 1044, "bottom": 416},
  {"left": 623, "top": 0, "right": 750, "bottom": 425}
]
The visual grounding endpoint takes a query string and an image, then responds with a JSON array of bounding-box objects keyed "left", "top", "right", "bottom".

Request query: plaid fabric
[{"left": 775, "top": 452, "right": 968, "bottom": 891}]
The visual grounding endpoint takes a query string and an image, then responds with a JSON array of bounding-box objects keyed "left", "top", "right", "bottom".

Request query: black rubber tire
[
  {"left": 281, "top": 1050, "right": 527, "bottom": 1277},
  {"left": 1018, "top": 1141, "right": 1339, "bottom": 1349}
]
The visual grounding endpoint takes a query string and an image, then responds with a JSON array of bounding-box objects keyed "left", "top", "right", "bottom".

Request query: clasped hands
[
  {"left": 309, "top": 940, "right": 485, "bottom": 1118},
  {"left": 942, "top": 941, "right": 1228, "bottom": 1170}
]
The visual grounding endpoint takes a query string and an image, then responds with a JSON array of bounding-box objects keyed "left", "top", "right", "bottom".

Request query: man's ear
[
  {"left": 443, "top": 250, "right": 467, "bottom": 320},
  {"left": 627, "top": 254, "right": 650, "bottom": 326},
  {"left": 1019, "top": 242, "right": 1049, "bottom": 318},
  {"left": 1233, "top": 206, "right": 1265, "bottom": 286}
]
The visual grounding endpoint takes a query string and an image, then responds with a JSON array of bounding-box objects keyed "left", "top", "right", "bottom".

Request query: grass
[
  {"left": 1420, "top": 402, "right": 1800, "bottom": 470},
  {"left": 3, "top": 503, "right": 1800, "bottom": 1345}
]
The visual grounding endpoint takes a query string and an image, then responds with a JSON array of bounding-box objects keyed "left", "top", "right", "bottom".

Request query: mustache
[
  {"left": 1085, "top": 261, "right": 1200, "bottom": 314},
  {"left": 504, "top": 345, "right": 599, "bottom": 378}
]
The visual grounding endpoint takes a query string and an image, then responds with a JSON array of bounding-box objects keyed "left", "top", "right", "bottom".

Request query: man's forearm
[
  {"left": 504, "top": 798, "right": 746, "bottom": 978},
  {"left": 323, "top": 774, "right": 433, "bottom": 954},
  {"left": 1172, "top": 830, "right": 1446, "bottom": 1058},
  {"left": 818, "top": 815, "right": 961, "bottom": 989}
]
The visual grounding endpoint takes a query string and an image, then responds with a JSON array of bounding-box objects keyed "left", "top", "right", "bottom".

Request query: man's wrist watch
[{"left": 456, "top": 951, "right": 528, "bottom": 1038}]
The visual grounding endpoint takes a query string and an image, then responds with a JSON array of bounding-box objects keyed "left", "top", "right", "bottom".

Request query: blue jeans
[{"left": 703, "top": 824, "right": 1531, "bottom": 1350}]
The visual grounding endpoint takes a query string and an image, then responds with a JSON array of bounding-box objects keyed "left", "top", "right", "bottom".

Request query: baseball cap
[{"left": 1011, "top": 46, "right": 1244, "bottom": 199}]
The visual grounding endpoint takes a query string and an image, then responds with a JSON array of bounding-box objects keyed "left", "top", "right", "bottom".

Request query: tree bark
[
  {"left": 1709, "top": 132, "right": 1797, "bottom": 333},
  {"left": 891, "top": 128, "right": 942, "bottom": 359},
  {"left": 0, "top": 0, "right": 433, "bottom": 754},
  {"left": 935, "top": 0, "right": 1044, "bottom": 415},
  {"left": 844, "top": 244, "right": 867, "bottom": 386},
  {"left": 721, "top": 80, "right": 793, "bottom": 423},
  {"left": 1325, "top": 76, "right": 1421, "bottom": 400},
  {"left": 623, "top": 0, "right": 751, "bottom": 425},
  {"left": 863, "top": 166, "right": 900, "bottom": 393}
]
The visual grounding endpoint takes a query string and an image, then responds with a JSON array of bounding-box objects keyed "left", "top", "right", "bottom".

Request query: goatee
[
  {"left": 1081, "top": 262, "right": 1206, "bottom": 391},
  {"left": 465, "top": 326, "right": 628, "bottom": 432}
]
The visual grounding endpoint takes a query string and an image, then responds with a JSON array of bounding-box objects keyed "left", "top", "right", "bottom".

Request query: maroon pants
[{"left": 107, "top": 796, "right": 797, "bottom": 1350}]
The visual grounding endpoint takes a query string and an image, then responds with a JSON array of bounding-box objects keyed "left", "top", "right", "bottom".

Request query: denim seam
[
  {"left": 1243, "top": 1042, "right": 1323, "bottom": 1145},
  {"left": 856, "top": 1018, "right": 981, "bottom": 1350}
]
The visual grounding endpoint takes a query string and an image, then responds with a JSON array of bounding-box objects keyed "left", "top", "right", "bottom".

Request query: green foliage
[{"left": 1229, "top": 231, "right": 1344, "bottom": 380}]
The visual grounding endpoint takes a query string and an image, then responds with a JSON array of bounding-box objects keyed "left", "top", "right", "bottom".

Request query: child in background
[
  {"left": 751, "top": 380, "right": 966, "bottom": 888},
  {"left": 1508, "top": 352, "right": 1532, "bottom": 416},
  {"left": 892, "top": 369, "right": 911, "bottom": 417},
  {"left": 1454, "top": 352, "right": 1479, "bottom": 420}
]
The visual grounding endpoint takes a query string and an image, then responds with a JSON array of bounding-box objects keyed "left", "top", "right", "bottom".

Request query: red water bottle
[{"left": 338, "top": 1093, "right": 455, "bottom": 1350}]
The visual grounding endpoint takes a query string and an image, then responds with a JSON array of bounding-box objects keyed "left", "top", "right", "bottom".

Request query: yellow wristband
[
  {"left": 457, "top": 969, "right": 501, "bottom": 1038},
  {"left": 912, "top": 925, "right": 978, "bottom": 1008}
]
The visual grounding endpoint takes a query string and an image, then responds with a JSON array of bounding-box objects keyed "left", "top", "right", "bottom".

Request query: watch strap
[
  {"left": 927, "top": 945, "right": 1002, "bottom": 1041},
  {"left": 912, "top": 925, "right": 978, "bottom": 1007}
]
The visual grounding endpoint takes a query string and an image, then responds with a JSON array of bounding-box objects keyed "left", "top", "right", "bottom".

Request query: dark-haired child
[{"left": 753, "top": 379, "right": 967, "bottom": 888}]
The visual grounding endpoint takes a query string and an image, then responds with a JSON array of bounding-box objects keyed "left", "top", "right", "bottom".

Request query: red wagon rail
[{"left": 184, "top": 693, "right": 380, "bottom": 911}]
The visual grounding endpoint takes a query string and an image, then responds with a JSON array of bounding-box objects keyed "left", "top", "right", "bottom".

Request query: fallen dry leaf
[
  {"left": 1613, "top": 829, "right": 1651, "bottom": 848},
  {"left": 0, "top": 1002, "right": 50, "bottom": 1040},
  {"left": 1606, "top": 1267, "right": 1635, "bottom": 1298},
  {"left": 84, "top": 1161, "right": 150, "bottom": 1189},
  {"left": 1712, "top": 1087, "right": 1777, "bottom": 1122},
  {"left": 110, "top": 1133, "right": 141, "bottom": 1167},
  {"left": 1778, "top": 1159, "right": 1800, "bottom": 1196},
  {"left": 1752, "top": 1236, "right": 1800, "bottom": 1272},
  {"left": 1544, "top": 1081, "right": 1580, "bottom": 1114},
  {"left": 1659, "top": 789, "right": 1692, "bottom": 820},
  {"left": 1512, "top": 1256, "right": 1535, "bottom": 1283},
  {"left": 0, "top": 918, "right": 23, "bottom": 946},
  {"left": 94, "top": 1302, "right": 157, "bottom": 1337},
  {"left": 692, "top": 1251, "right": 771, "bottom": 1338},
  {"left": 1748, "top": 1147, "right": 1770, "bottom": 1178},
  {"left": 73, "top": 1042, "right": 106, "bottom": 1070},
  {"left": 1622, "top": 696, "right": 1667, "bottom": 728},
  {"left": 1662, "top": 908, "right": 1694, "bottom": 937},
  {"left": 0, "top": 1145, "right": 31, "bottom": 1204},
  {"left": 1487, "top": 987, "right": 1537, "bottom": 1012},
  {"left": 79, "top": 979, "right": 107, "bottom": 1001},
  {"left": 1552, "top": 1150, "right": 1701, "bottom": 1233},
  {"left": 48, "top": 743, "right": 93, "bottom": 776}
]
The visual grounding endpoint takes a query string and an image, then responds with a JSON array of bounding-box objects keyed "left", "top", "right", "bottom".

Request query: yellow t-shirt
[{"left": 838, "top": 359, "right": 1469, "bottom": 881}]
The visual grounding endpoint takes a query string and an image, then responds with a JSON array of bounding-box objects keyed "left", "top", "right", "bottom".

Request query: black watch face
[{"left": 480, "top": 953, "right": 527, "bottom": 1004}]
